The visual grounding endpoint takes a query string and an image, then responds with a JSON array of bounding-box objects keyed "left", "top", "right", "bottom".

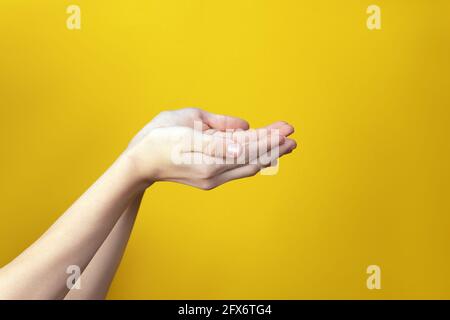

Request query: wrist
[{"left": 119, "top": 148, "right": 158, "bottom": 188}]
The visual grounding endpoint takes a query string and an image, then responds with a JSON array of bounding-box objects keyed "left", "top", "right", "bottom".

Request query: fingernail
[{"left": 227, "top": 143, "right": 241, "bottom": 156}]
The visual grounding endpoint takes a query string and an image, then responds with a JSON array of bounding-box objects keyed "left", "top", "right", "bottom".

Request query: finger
[
  {"left": 198, "top": 130, "right": 285, "bottom": 171},
  {"left": 205, "top": 126, "right": 285, "bottom": 143},
  {"left": 185, "top": 128, "right": 292, "bottom": 168},
  {"left": 191, "top": 129, "right": 284, "bottom": 161},
  {"left": 235, "top": 131, "right": 285, "bottom": 164},
  {"left": 264, "top": 121, "right": 295, "bottom": 137},
  {"left": 241, "top": 137, "right": 296, "bottom": 168},
  {"left": 257, "top": 138, "right": 297, "bottom": 167},
  {"left": 180, "top": 137, "right": 296, "bottom": 183},
  {"left": 188, "top": 133, "right": 242, "bottom": 159},
  {"left": 201, "top": 111, "right": 250, "bottom": 131},
  {"left": 211, "top": 138, "right": 297, "bottom": 185},
  {"left": 229, "top": 121, "right": 294, "bottom": 139},
  {"left": 210, "top": 122, "right": 294, "bottom": 141}
]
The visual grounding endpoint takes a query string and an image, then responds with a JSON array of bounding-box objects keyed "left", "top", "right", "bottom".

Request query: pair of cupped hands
[{"left": 124, "top": 108, "right": 297, "bottom": 190}]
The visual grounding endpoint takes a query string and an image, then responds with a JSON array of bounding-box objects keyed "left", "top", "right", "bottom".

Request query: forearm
[
  {"left": 64, "top": 191, "right": 145, "bottom": 300},
  {"left": 0, "top": 154, "right": 148, "bottom": 299}
]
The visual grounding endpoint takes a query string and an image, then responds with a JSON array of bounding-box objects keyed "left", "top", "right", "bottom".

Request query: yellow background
[{"left": 1, "top": 0, "right": 449, "bottom": 299}]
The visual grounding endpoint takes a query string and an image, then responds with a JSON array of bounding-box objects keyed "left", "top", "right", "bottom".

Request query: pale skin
[{"left": 0, "top": 108, "right": 297, "bottom": 300}]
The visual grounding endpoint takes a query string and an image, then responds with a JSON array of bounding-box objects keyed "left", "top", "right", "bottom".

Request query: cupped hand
[{"left": 125, "top": 108, "right": 297, "bottom": 190}]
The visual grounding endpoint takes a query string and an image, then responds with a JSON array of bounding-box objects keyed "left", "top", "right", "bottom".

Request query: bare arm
[
  {"left": 0, "top": 155, "right": 147, "bottom": 299},
  {"left": 64, "top": 192, "right": 145, "bottom": 300}
]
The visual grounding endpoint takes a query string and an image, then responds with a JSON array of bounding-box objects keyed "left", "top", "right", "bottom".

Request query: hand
[{"left": 124, "top": 108, "right": 297, "bottom": 190}]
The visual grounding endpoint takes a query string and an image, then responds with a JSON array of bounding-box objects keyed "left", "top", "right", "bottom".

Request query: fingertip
[
  {"left": 240, "top": 120, "right": 250, "bottom": 130},
  {"left": 281, "top": 123, "right": 295, "bottom": 137},
  {"left": 266, "top": 121, "right": 295, "bottom": 137},
  {"left": 290, "top": 139, "right": 298, "bottom": 151}
]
